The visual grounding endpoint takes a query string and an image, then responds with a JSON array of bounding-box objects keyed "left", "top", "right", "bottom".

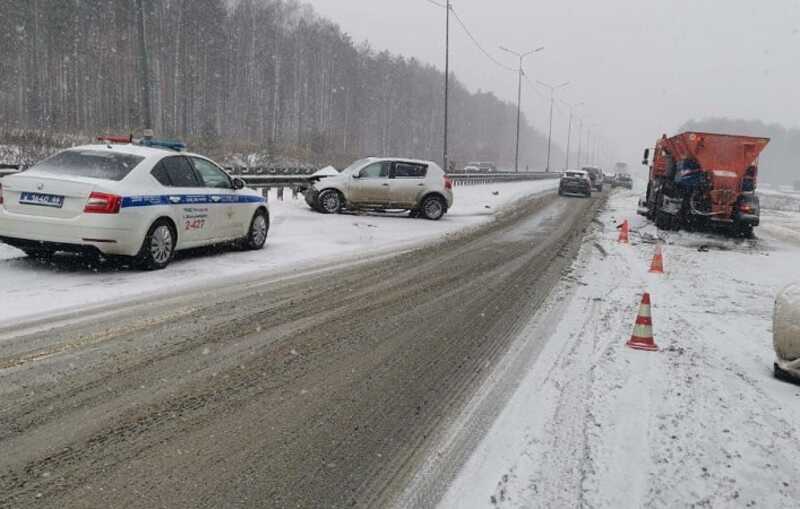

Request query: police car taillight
[
  {"left": 444, "top": 176, "right": 453, "bottom": 190},
  {"left": 84, "top": 192, "right": 121, "bottom": 214}
]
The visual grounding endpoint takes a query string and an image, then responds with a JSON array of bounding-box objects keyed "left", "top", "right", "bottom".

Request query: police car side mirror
[{"left": 232, "top": 177, "right": 245, "bottom": 190}]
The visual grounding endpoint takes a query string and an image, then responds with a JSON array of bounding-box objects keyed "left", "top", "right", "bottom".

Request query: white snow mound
[{"left": 774, "top": 282, "right": 800, "bottom": 361}]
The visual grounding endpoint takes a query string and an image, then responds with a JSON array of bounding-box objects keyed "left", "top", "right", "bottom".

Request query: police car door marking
[
  {"left": 183, "top": 207, "right": 208, "bottom": 231},
  {"left": 121, "top": 194, "right": 265, "bottom": 208}
]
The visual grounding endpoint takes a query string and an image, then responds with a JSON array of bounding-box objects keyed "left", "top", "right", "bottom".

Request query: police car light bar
[
  {"left": 97, "top": 135, "right": 133, "bottom": 144},
  {"left": 138, "top": 139, "right": 187, "bottom": 152}
]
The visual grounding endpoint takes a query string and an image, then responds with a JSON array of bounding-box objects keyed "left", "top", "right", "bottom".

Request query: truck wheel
[
  {"left": 655, "top": 211, "right": 673, "bottom": 231},
  {"left": 736, "top": 224, "right": 754, "bottom": 238}
]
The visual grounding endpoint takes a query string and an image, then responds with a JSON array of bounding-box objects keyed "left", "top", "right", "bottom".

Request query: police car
[{"left": 0, "top": 137, "right": 268, "bottom": 270}]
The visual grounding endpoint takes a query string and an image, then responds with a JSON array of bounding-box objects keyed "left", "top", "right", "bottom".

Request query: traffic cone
[
  {"left": 626, "top": 293, "right": 659, "bottom": 351},
  {"left": 649, "top": 244, "right": 664, "bottom": 273},
  {"left": 618, "top": 220, "right": 630, "bottom": 243}
]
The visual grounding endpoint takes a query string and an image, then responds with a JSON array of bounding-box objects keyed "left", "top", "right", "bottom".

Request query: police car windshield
[{"left": 27, "top": 150, "right": 145, "bottom": 181}]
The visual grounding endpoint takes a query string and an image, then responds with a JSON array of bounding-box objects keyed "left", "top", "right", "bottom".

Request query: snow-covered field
[
  {"left": 0, "top": 179, "right": 557, "bottom": 325},
  {"left": 759, "top": 188, "right": 800, "bottom": 213},
  {"left": 436, "top": 186, "right": 800, "bottom": 508}
]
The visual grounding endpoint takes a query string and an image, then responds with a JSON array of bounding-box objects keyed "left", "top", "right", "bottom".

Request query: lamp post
[
  {"left": 443, "top": 0, "right": 451, "bottom": 172},
  {"left": 536, "top": 80, "right": 569, "bottom": 172},
  {"left": 499, "top": 45, "right": 544, "bottom": 172},
  {"left": 565, "top": 102, "right": 583, "bottom": 171}
]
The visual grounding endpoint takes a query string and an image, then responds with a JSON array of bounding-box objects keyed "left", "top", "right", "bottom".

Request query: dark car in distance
[
  {"left": 559, "top": 170, "right": 592, "bottom": 197},
  {"left": 613, "top": 173, "right": 634, "bottom": 189},
  {"left": 582, "top": 166, "right": 604, "bottom": 192}
]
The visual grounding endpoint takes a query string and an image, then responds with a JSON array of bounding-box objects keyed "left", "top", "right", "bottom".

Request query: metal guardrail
[
  {"left": 447, "top": 171, "right": 559, "bottom": 186},
  {"left": 1, "top": 165, "right": 560, "bottom": 202},
  {"left": 227, "top": 171, "right": 561, "bottom": 198}
]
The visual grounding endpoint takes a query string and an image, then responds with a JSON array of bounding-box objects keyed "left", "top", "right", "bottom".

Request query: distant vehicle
[
  {"left": 0, "top": 138, "right": 268, "bottom": 269},
  {"left": 639, "top": 131, "right": 770, "bottom": 236},
  {"left": 558, "top": 170, "right": 592, "bottom": 198},
  {"left": 613, "top": 173, "right": 633, "bottom": 189},
  {"left": 464, "top": 161, "right": 497, "bottom": 173},
  {"left": 582, "top": 166, "right": 604, "bottom": 191},
  {"left": 614, "top": 162, "right": 629, "bottom": 174},
  {"left": 305, "top": 157, "right": 454, "bottom": 220}
]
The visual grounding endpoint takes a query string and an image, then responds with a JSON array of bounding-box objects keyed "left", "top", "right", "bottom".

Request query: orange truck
[{"left": 639, "top": 131, "right": 770, "bottom": 236}]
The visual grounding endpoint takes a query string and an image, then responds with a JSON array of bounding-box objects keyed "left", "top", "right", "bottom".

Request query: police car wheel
[
  {"left": 137, "top": 219, "right": 176, "bottom": 270},
  {"left": 317, "top": 189, "right": 342, "bottom": 214},
  {"left": 243, "top": 210, "right": 269, "bottom": 250}
]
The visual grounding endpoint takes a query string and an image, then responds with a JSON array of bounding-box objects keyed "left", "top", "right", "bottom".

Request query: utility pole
[
  {"left": 500, "top": 45, "right": 544, "bottom": 172},
  {"left": 576, "top": 119, "right": 583, "bottom": 168},
  {"left": 443, "top": 0, "right": 451, "bottom": 172},
  {"left": 537, "top": 80, "right": 569, "bottom": 172}
]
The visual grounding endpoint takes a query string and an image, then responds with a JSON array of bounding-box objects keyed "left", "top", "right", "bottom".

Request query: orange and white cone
[
  {"left": 649, "top": 244, "right": 664, "bottom": 273},
  {"left": 626, "top": 293, "right": 659, "bottom": 351},
  {"left": 618, "top": 220, "right": 630, "bottom": 243}
]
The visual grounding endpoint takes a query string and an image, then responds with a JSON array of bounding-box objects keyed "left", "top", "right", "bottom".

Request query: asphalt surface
[{"left": 0, "top": 191, "right": 604, "bottom": 509}]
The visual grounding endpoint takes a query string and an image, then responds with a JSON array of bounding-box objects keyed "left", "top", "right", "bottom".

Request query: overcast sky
[{"left": 308, "top": 0, "right": 799, "bottom": 167}]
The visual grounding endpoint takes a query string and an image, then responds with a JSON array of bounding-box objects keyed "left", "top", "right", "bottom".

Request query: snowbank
[
  {"left": 434, "top": 186, "right": 800, "bottom": 508},
  {"left": 774, "top": 283, "right": 800, "bottom": 361},
  {"left": 0, "top": 179, "right": 557, "bottom": 325}
]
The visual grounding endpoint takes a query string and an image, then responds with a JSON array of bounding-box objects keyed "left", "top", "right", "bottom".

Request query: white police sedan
[{"left": 0, "top": 139, "right": 268, "bottom": 269}]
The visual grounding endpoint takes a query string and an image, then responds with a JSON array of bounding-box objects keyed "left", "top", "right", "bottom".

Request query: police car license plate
[{"left": 19, "top": 192, "right": 65, "bottom": 208}]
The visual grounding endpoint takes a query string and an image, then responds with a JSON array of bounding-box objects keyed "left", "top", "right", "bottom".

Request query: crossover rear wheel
[{"left": 420, "top": 195, "right": 446, "bottom": 220}]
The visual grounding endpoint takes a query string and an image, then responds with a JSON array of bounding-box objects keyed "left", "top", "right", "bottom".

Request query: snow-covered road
[
  {"left": 0, "top": 179, "right": 557, "bottom": 325},
  {"left": 427, "top": 186, "right": 800, "bottom": 508}
]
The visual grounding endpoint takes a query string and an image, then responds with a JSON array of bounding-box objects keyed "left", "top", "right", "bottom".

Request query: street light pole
[
  {"left": 564, "top": 102, "right": 583, "bottom": 171},
  {"left": 515, "top": 62, "right": 523, "bottom": 172},
  {"left": 443, "top": 0, "right": 451, "bottom": 172},
  {"left": 536, "top": 80, "right": 569, "bottom": 172},
  {"left": 500, "top": 45, "right": 544, "bottom": 172}
]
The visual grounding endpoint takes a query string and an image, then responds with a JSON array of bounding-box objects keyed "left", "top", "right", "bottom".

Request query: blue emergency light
[{"left": 138, "top": 138, "right": 187, "bottom": 152}]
